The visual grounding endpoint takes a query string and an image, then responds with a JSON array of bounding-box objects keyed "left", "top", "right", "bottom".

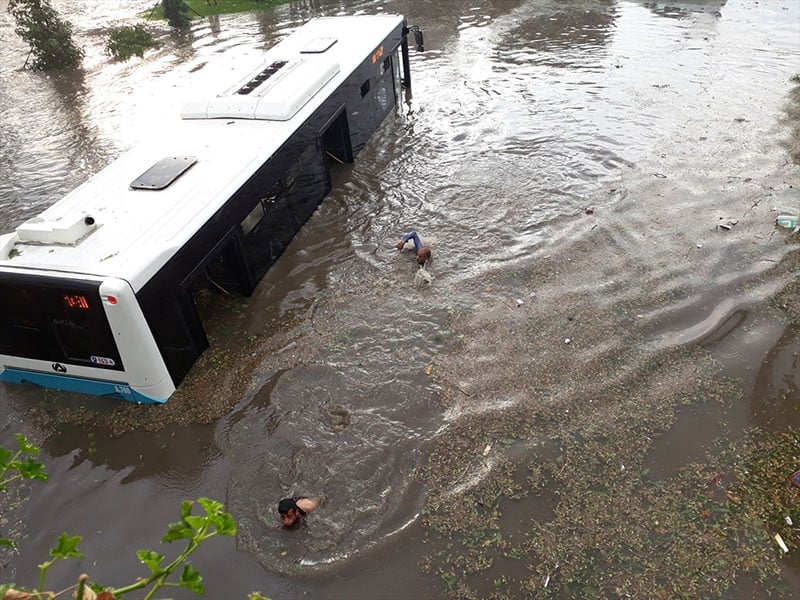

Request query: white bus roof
[{"left": 0, "top": 14, "right": 404, "bottom": 291}]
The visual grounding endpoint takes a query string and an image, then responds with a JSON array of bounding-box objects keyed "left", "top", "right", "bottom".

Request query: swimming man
[
  {"left": 396, "top": 230, "right": 432, "bottom": 265},
  {"left": 278, "top": 497, "right": 319, "bottom": 527}
]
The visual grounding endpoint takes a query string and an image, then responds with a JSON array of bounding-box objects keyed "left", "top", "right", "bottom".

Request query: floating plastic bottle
[{"left": 775, "top": 215, "right": 798, "bottom": 228}]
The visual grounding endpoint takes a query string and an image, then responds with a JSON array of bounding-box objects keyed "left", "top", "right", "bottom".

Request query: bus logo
[
  {"left": 52, "top": 363, "right": 67, "bottom": 373},
  {"left": 90, "top": 356, "right": 116, "bottom": 366},
  {"left": 114, "top": 385, "right": 132, "bottom": 396}
]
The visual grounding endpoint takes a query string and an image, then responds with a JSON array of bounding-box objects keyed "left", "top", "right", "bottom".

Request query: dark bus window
[{"left": 0, "top": 275, "right": 123, "bottom": 371}]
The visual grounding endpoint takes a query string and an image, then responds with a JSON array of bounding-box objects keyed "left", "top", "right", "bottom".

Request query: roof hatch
[
  {"left": 301, "top": 37, "right": 337, "bottom": 53},
  {"left": 130, "top": 156, "right": 197, "bottom": 190},
  {"left": 181, "top": 58, "right": 340, "bottom": 122}
]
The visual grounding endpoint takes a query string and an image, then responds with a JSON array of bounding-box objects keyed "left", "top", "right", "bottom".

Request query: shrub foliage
[
  {"left": 8, "top": 0, "right": 84, "bottom": 70},
  {"left": 162, "top": 0, "right": 192, "bottom": 28},
  {"left": 107, "top": 25, "right": 159, "bottom": 61}
]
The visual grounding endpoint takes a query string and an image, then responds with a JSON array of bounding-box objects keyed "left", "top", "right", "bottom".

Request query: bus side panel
[
  {"left": 134, "top": 23, "right": 407, "bottom": 387},
  {"left": 339, "top": 23, "right": 405, "bottom": 156},
  {"left": 236, "top": 22, "right": 405, "bottom": 281},
  {"left": 137, "top": 122, "right": 332, "bottom": 330},
  {"left": 137, "top": 282, "right": 209, "bottom": 386},
  {"left": 133, "top": 153, "right": 317, "bottom": 384},
  {"left": 99, "top": 279, "right": 174, "bottom": 401},
  {"left": 238, "top": 135, "right": 331, "bottom": 284}
]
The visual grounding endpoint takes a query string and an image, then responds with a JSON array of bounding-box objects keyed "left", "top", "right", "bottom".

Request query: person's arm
[{"left": 296, "top": 497, "right": 320, "bottom": 514}]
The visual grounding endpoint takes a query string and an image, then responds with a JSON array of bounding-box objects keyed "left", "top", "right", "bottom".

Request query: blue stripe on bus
[{"left": 0, "top": 368, "right": 166, "bottom": 404}]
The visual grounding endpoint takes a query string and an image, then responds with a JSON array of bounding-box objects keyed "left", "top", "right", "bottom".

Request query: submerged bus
[{"left": 0, "top": 14, "right": 420, "bottom": 403}]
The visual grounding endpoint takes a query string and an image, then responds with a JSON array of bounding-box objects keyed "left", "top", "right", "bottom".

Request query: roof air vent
[
  {"left": 181, "top": 59, "right": 340, "bottom": 122},
  {"left": 236, "top": 61, "right": 288, "bottom": 95},
  {"left": 16, "top": 212, "right": 97, "bottom": 245}
]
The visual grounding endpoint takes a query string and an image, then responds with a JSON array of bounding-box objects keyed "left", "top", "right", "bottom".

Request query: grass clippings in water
[{"left": 413, "top": 223, "right": 800, "bottom": 599}]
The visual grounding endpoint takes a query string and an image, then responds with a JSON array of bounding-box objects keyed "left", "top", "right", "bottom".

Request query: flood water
[{"left": 1, "top": 0, "right": 799, "bottom": 598}]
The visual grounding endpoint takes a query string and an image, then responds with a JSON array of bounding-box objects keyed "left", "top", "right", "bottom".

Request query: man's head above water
[{"left": 277, "top": 497, "right": 319, "bottom": 527}]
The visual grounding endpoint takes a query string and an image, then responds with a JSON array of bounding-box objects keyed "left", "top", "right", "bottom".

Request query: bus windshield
[{"left": 0, "top": 273, "right": 123, "bottom": 371}]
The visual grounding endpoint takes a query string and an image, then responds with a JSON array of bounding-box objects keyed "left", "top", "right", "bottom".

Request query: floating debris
[
  {"left": 415, "top": 265, "right": 433, "bottom": 287},
  {"left": 774, "top": 533, "right": 789, "bottom": 554}
]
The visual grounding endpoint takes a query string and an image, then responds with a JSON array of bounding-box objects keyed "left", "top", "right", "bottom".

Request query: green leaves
[
  {"left": 16, "top": 458, "right": 48, "bottom": 482},
  {"left": 137, "top": 549, "right": 167, "bottom": 576},
  {"left": 15, "top": 433, "right": 41, "bottom": 455},
  {"left": 0, "top": 434, "right": 48, "bottom": 493},
  {"left": 116, "top": 498, "right": 238, "bottom": 598},
  {"left": 198, "top": 497, "right": 237, "bottom": 536},
  {"left": 36, "top": 534, "right": 84, "bottom": 593},
  {"left": 162, "top": 498, "right": 237, "bottom": 544},
  {"left": 179, "top": 563, "right": 204, "bottom": 595},
  {"left": 50, "top": 533, "right": 84, "bottom": 560},
  {"left": 137, "top": 556, "right": 205, "bottom": 595},
  {"left": 162, "top": 0, "right": 192, "bottom": 29},
  {"left": 0, "top": 435, "right": 48, "bottom": 561},
  {"left": 162, "top": 519, "right": 194, "bottom": 544},
  {"left": 106, "top": 25, "right": 159, "bottom": 61}
]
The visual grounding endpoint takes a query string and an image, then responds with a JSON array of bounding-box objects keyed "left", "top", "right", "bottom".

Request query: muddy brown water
[{"left": 1, "top": 0, "right": 799, "bottom": 598}]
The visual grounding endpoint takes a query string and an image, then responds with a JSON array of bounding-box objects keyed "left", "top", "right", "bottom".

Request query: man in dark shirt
[{"left": 277, "top": 497, "right": 319, "bottom": 527}]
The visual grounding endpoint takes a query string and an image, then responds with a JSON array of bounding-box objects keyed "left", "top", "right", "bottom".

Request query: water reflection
[
  {"left": 0, "top": 66, "right": 110, "bottom": 227},
  {"left": 750, "top": 325, "right": 800, "bottom": 431},
  {"left": 207, "top": 14, "right": 221, "bottom": 35},
  {"left": 42, "top": 422, "right": 220, "bottom": 486},
  {"left": 637, "top": 0, "right": 727, "bottom": 19},
  {"left": 168, "top": 24, "right": 198, "bottom": 63},
  {"left": 502, "top": 1, "right": 617, "bottom": 69}
]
